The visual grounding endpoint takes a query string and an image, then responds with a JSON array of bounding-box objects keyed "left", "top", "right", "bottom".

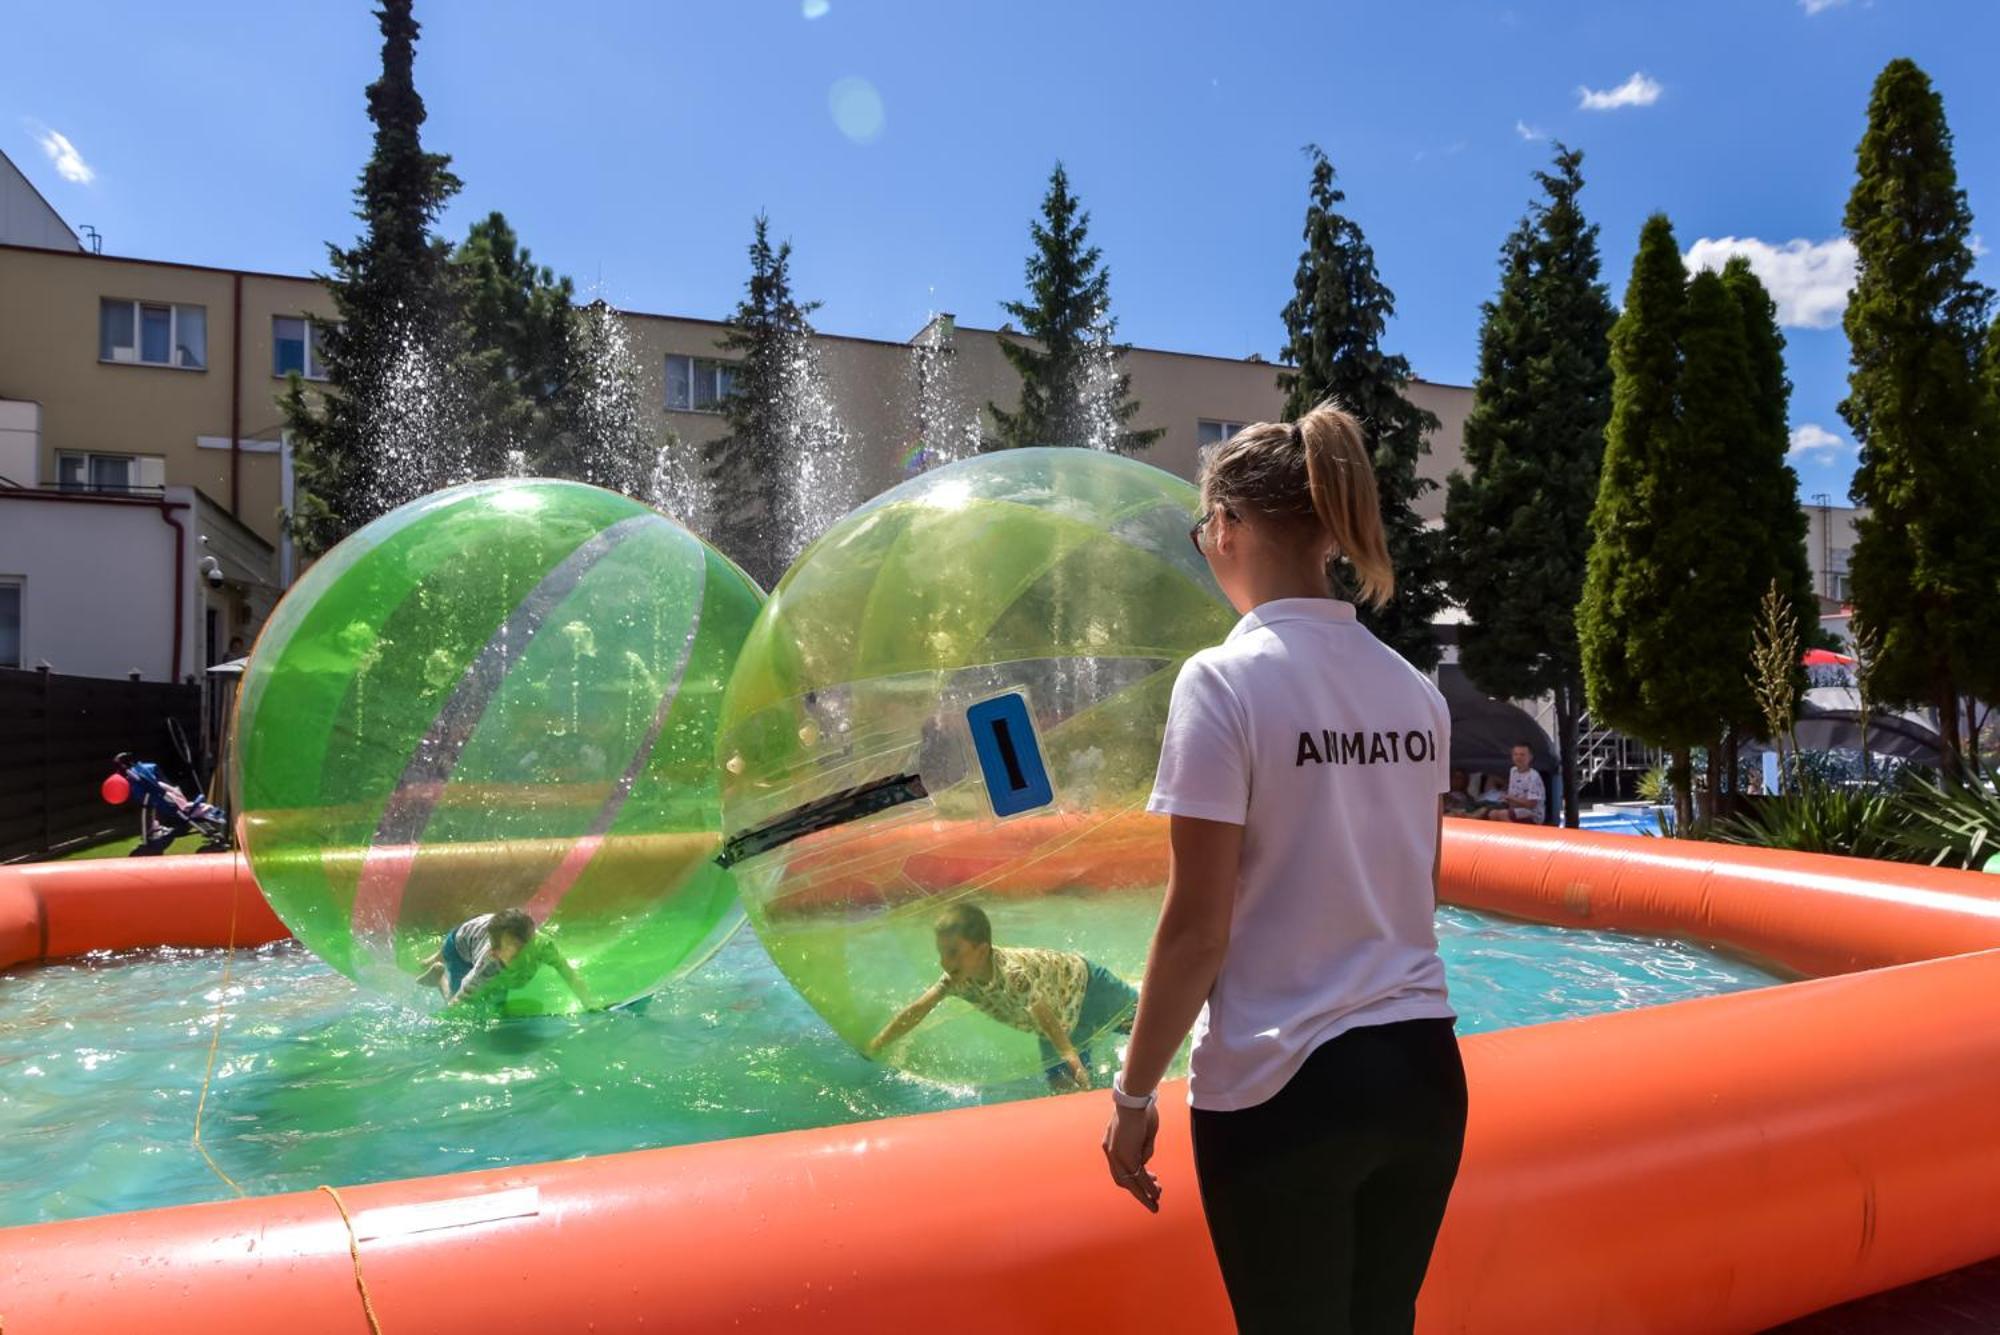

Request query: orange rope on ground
[
  {"left": 317, "top": 1185, "right": 385, "bottom": 1335},
  {"left": 190, "top": 865, "right": 246, "bottom": 1197}
]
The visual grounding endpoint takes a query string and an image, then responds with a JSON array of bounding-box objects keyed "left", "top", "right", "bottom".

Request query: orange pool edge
[{"left": 3, "top": 826, "right": 1998, "bottom": 1334}]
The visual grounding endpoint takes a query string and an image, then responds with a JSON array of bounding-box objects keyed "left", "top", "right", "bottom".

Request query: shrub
[{"left": 1713, "top": 777, "right": 1909, "bottom": 860}]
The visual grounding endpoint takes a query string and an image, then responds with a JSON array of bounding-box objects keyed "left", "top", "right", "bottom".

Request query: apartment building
[{"left": 0, "top": 165, "right": 1474, "bottom": 682}]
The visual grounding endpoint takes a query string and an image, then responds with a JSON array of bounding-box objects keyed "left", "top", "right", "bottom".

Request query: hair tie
[{"left": 1290, "top": 421, "right": 1304, "bottom": 449}]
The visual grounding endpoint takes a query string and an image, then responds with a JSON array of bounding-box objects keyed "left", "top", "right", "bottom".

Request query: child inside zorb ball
[
  {"left": 717, "top": 448, "right": 1233, "bottom": 1086},
  {"left": 868, "top": 904, "right": 1138, "bottom": 1090},
  {"left": 235, "top": 479, "right": 764, "bottom": 1014}
]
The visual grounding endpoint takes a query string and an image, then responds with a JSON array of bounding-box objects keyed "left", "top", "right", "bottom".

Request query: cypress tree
[
  {"left": 1280, "top": 146, "right": 1446, "bottom": 669},
  {"left": 988, "top": 163, "right": 1162, "bottom": 454},
  {"left": 1579, "top": 214, "right": 1695, "bottom": 822},
  {"left": 283, "top": 0, "right": 468, "bottom": 555},
  {"left": 706, "top": 214, "right": 820, "bottom": 587},
  {"left": 1839, "top": 58, "right": 1998, "bottom": 769},
  {"left": 1717, "top": 256, "right": 1819, "bottom": 796},
  {"left": 1720, "top": 257, "right": 1816, "bottom": 637},
  {"left": 1444, "top": 145, "right": 1614, "bottom": 826},
  {"left": 1669, "top": 267, "right": 1773, "bottom": 816}
]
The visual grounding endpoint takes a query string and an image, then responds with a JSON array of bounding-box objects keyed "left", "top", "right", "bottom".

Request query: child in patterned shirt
[{"left": 867, "top": 903, "right": 1138, "bottom": 1090}]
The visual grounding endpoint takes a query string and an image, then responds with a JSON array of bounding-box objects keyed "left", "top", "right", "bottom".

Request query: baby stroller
[{"left": 110, "top": 751, "right": 232, "bottom": 856}]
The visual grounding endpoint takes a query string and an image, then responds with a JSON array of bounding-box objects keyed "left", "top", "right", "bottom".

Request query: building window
[
  {"left": 273, "top": 316, "right": 330, "bottom": 380},
  {"left": 665, "top": 355, "right": 739, "bottom": 413},
  {"left": 1197, "top": 419, "right": 1250, "bottom": 448},
  {"left": 55, "top": 451, "right": 165, "bottom": 494},
  {"left": 100, "top": 298, "right": 206, "bottom": 369},
  {"left": 0, "top": 578, "right": 20, "bottom": 670}
]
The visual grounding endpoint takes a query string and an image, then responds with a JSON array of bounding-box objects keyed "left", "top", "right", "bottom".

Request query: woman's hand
[{"left": 1101, "top": 1102, "right": 1161, "bottom": 1212}]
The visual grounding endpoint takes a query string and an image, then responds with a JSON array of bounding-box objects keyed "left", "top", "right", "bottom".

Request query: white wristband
[{"left": 1110, "top": 1073, "right": 1157, "bottom": 1110}]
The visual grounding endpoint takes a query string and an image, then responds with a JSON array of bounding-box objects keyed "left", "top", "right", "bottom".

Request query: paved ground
[{"left": 1767, "top": 1257, "right": 2000, "bottom": 1333}]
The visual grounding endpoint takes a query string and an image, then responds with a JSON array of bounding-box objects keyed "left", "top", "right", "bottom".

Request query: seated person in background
[
  {"left": 417, "top": 908, "right": 594, "bottom": 1010},
  {"left": 867, "top": 903, "right": 1137, "bottom": 1091},
  {"left": 1443, "top": 769, "right": 1479, "bottom": 816},
  {"left": 1476, "top": 744, "right": 1546, "bottom": 824}
]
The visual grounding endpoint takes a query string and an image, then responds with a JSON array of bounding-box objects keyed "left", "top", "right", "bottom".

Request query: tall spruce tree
[
  {"left": 988, "top": 163, "right": 1162, "bottom": 454},
  {"left": 1444, "top": 145, "right": 1614, "bottom": 826},
  {"left": 282, "top": 0, "right": 466, "bottom": 555},
  {"left": 1578, "top": 215, "right": 1699, "bottom": 823},
  {"left": 1839, "top": 58, "right": 1998, "bottom": 769},
  {"left": 1280, "top": 145, "right": 1445, "bottom": 670},
  {"left": 706, "top": 214, "right": 819, "bottom": 586}
]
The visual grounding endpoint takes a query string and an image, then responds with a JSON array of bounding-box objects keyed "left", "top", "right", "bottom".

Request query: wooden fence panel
[{"left": 0, "top": 668, "right": 202, "bottom": 862}]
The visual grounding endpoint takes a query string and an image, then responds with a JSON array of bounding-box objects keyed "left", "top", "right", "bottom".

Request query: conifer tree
[
  {"left": 1717, "top": 256, "right": 1819, "bottom": 785},
  {"left": 1721, "top": 258, "right": 1816, "bottom": 632},
  {"left": 283, "top": 0, "right": 467, "bottom": 555},
  {"left": 1280, "top": 145, "right": 1445, "bottom": 670},
  {"left": 1839, "top": 58, "right": 1998, "bottom": 769},
  {"left": 1669, "top": 267, "right": 1773, "bottom": 816},
  {"left": 706, "top": 215, "right": 820, "bottom": 586},
  {"left": 1444, "top": 145, "right": 1614, "bottom": 826},
  {"left": 1579, "top": 214, "right": 1695, "bottom": 821},
  {"left": 989, "top": 163, "right": 1161, "bottom": 454},
  {"left": 455, "top": 211, "right": 576, "bottom": 462}
]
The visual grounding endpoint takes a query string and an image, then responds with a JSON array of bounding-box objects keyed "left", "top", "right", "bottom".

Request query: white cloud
[
  {"left": 1800, "top": 0, "right": 1849, "bottom": 13},
  {"left": 1973, "top": 234, "right": 1990, "bottom": 258},
  {"left": 801, "top": 0, "right": 829, "bottom": 17},
  {"left": 1683, "top": 235, "right": 1858, "bottom": 329},
  {"left": 1577, "top": 72, "right": 1662, "bottom": 111},
  {"left": 1788, "top": 424, "right": 1853, "bottom": 462},
  {"left": 1515, "top": 119, "right": 1546, "bottom": 141},
  {"left": 32, "top": 126, "right": 93, "bottom": 184}
]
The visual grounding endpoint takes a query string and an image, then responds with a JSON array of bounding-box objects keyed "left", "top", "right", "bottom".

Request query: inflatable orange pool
[{"left": 2, "top": 824, "right": 1998, "bottom": 1334}]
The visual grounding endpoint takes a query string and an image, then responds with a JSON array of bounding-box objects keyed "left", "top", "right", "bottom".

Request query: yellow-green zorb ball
[
  {"left": 718, "top": 448, "right": 1234, "bottom": 1084},
  {"left": 234, "top": 479, "right": 763, "bottom": 1013}
]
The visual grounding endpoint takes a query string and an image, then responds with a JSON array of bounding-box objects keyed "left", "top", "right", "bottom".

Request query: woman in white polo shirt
[{"left": 1101, "top": 403, "right": 1467, "bottom": 1334}]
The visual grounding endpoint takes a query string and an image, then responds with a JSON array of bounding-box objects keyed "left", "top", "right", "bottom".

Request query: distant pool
[
  {"left": 0, "top": 906, "right": 1779, "bottom": 1228},
  {"left": 1579, "top": 807, "right": 1670, "bottom": 837}
]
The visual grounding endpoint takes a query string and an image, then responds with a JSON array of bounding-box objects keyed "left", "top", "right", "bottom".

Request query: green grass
[{"left": 55, "top": 836, "right": 143, "bottom": 860}]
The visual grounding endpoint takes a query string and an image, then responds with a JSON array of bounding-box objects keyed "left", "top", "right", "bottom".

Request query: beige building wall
[
  {"left": 2, "top": 241, "right": 1475, "bottom": 596},
  {"left": 626, "top": 309, "right": 1475, "bottom": 516},
  {"left": 0, "top": 244, "right": 334, "bottom": 555}
]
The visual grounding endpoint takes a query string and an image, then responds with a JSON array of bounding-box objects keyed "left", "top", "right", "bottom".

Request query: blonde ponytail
[
  {"left": 1297, "top": 402, "right": 1393, "bottom": 608},
  {"left": 1196, "top": 399, "right": 1396, "bottom": 608}
]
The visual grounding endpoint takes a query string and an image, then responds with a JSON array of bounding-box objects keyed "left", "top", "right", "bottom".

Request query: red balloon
[{"left": 101, "top": 773, "right": 131, "bottom": 805}]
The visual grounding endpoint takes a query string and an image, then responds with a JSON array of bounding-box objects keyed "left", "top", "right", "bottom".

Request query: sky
[{"left": 8, "top": 0, "right": 1999, "bottom": 505}]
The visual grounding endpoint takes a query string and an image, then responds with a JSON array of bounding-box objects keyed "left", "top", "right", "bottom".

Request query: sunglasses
[{"left": 1189, "top": 506, "right": 1233, "bottom": 556}]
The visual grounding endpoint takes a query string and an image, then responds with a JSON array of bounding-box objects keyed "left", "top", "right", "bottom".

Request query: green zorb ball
[
  {"left": 235, "top": 480, "right": 763, "bottom": 1013},
  {"left": 718, "top": 449, "right": 1234, "bottom": 1085}
]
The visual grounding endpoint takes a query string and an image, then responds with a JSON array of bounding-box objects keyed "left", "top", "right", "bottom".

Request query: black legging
[{"left": 1190, "top": 1017, "right": 1468, "bottom": 1335}]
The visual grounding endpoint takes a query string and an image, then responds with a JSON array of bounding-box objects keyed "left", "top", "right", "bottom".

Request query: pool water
[{"left": 0, "top": 908, "right": 1782, "bottom": 1228}]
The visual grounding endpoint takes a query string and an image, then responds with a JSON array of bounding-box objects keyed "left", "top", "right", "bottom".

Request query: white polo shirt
[{"left": 1147, "top": 598, "right": 1455, "bottom": 1111}]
